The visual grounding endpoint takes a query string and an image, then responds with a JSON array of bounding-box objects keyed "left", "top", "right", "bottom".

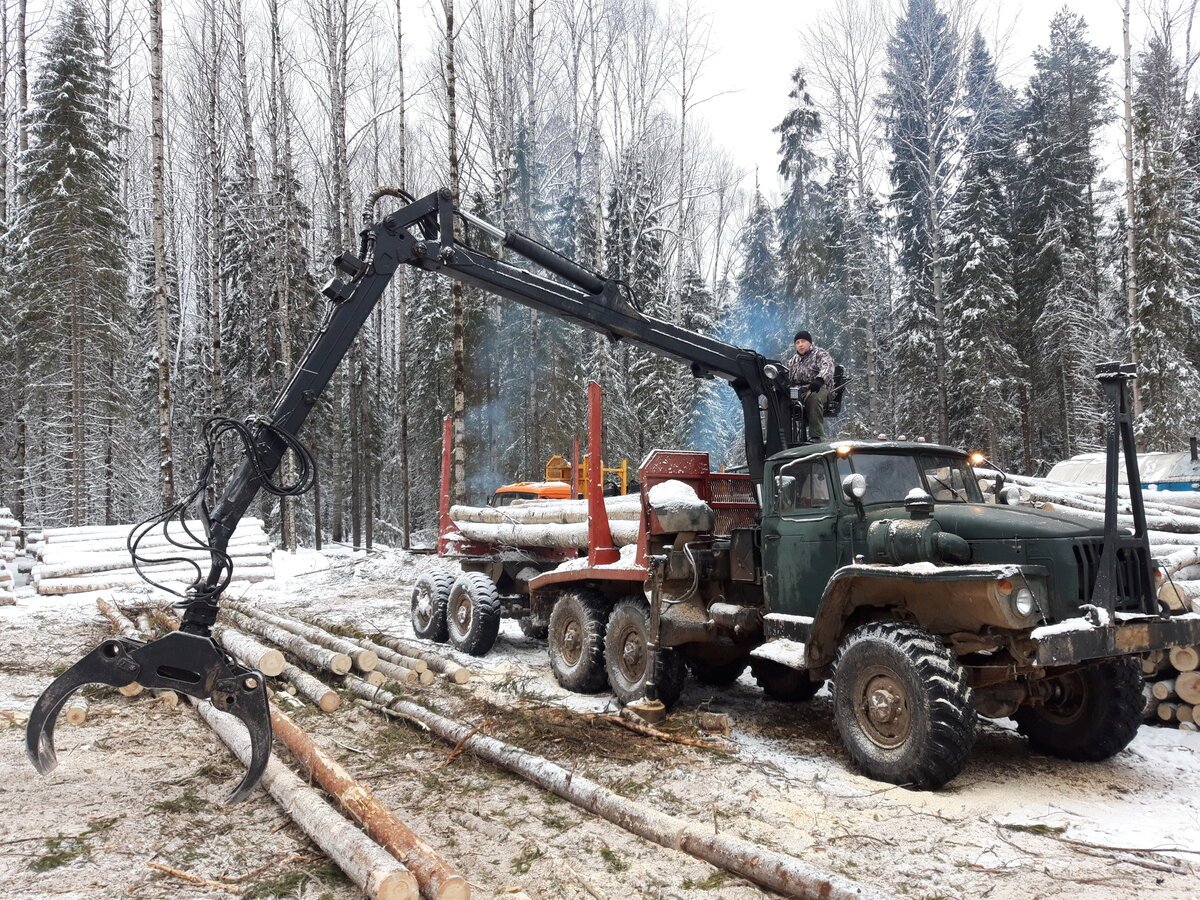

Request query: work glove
[{"left": 809, "top": 377, "right": 825, "bottom": 392}]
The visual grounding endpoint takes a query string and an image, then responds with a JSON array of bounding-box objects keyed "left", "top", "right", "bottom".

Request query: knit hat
[{"left": 794, "top": 330, "right": 813, "bottom": 343}]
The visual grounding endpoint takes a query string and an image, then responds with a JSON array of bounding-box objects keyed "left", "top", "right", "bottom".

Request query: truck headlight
[{"left": 1012, "top": 587, "right": 1035, "bottom": 617}]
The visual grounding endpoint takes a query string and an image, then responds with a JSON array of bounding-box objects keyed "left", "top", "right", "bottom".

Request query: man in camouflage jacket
[{"left": 785, "top": 330, "right": 835, "bottom": 441}]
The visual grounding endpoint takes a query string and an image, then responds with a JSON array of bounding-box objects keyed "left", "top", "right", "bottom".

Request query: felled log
[
  {"left": 450, "top": 519, "right": 639, "bottom": 549},
  {"left": 35, "top": 546, "right": 273, "bottom": 579},
  {"left": 368, "top": 634, "right": 470, "bottom": 684},
  {"left": 450, "top": 496, "right": 641, "bottom": 526},
  {"left": 1153, "top": 679, "right": 1178, "bottom": 702},
  {"left": 1158, "top": 702, "right": 1179, "bottom": 722},
  {"left": 193, "top": 700, "right": 417, "bottom": 900},
  {"left": 212, "top": 624, "right": 286, "bottom": 678},
  {"left": 1034, "top": 500, "right": 1200, "bottom": 534},
  {"left": 1162, "top": 547, "right": 1200, "bottom": 574},
  {"left": 37, "top": 530, "right": 269, "bottom": 561},
  {"left": 1175, "top": 671, "right": 1200, "bottom": 705},
  {"left": 270, "top": 707, "right": 468, "bottom": 900},
  {"left": 353, "top": 636, "right": 433, "bottom": 683},
  {"left": 279, "top": 664, "right": 341, "bottom": 712},
  {"left": 373, "top": 658, "right": 420, "bottom": 687},
  {"left": 291, "top": 614, "right": 431, "bottom": 677},
  {"left": 225, "top": 610, "right": 352, "bottom": 675},
  {"left": 1158, "top": 581, "right": 1200, "bottom": 613},
  {"left": 39, "top": 565, "right": 274, "bottom": 596},
  {"left": 65, "top": 697, "right": 88, "bottom": 725},
  {"left": 40, "top": 518, "right": 266, "bottom": 541},
  {"left": 1170, "top": 645, "right": 1200, "bottom": 673},
  {"left": 348, "top": 682, "right": 878, "bottom": 900},
  {"left": 225, "top": 602, "right": 377, "bottom": 673}
]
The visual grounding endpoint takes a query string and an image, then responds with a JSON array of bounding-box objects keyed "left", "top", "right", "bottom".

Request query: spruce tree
[
  {"left": 883, "top": 0, "right": 964, "bottom": 442},
  {"left": 10, "top": 0, "right": 131, "bottom": 525},
  {"left": 1131, "top": 35, "right": 1200, "bottom": 448},
  {"left": 775, "top": 68, "right": 825, "bottom": 318},
  {"left": 943, "top": 32, "right": 1024, "bottom": 463},
  {"left": 1016, "top": 11, "right": 1114, "bottom": 460}
]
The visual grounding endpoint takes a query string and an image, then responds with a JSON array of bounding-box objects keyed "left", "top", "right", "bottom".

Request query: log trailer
[{"left": 27, "top": 188, "right": 1200, "bottom": 801}]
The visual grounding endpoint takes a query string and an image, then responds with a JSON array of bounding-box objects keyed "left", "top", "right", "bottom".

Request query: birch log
[
  {"left": 451, "top": 519, "right": 639, "bottom": 549},
  {"left": 35, "top": 546, "right": 273, "bottom": 579},
  {"left": 352, "top": 636, "right": 433, "bottom": 681},
  {"left": 450, "top": 497, "right": 641, "bottom": 525},
  {"left": 291, "top": 614, "right": 430, "bottom": 676},
  {"left": 65, "top": 697, "right": 88, "bottom": 725},
  {"left": 37, "top": 531, "right": 269, "bottom": 561},
  {"left": 1158, "top": 581, "right": 1200, "bottom": 612},
  {"left": 347, "top": 682, "right": 880, "bottom": 900},
  {"left": 279, "top": 664, "right": 341, "bottom": 712},
  {"left": 270, "top": 707, "right": 469, "bottom": 900},
  {"left": 213, "top": 624, "right": 286, "bottom": 677},
  {"left": 1175, "top": 671, "right": 1200, "bottom": 705},
  {"left": 39, "top": 566, "right": 274, "bottom": 596},
  {"left": 39, "top": 517, "right": 265, "bottom": 540},
  {"left": 193, "top": 701, "right": 417, "bottom": 900},
  {"left": 368, "top": 634, "right": 470, "bottom": 684},
  {"left": 1170, "top": 646, "right": 1200, "bottom": 673},
  {"left": 226, "top": 603, "right": 377, "bottom": 673},
  {"left": 225, "top": 610, "right": 352, "bottom": 675}
]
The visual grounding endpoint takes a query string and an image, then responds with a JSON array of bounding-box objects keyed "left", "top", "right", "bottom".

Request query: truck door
[{"left": 761, "top": 457, "right": 839, "bottom": 617}]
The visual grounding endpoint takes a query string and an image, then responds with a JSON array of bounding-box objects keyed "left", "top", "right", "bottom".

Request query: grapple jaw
[{"left": 25, "top": 629, "right": 271, "bottom": 803}]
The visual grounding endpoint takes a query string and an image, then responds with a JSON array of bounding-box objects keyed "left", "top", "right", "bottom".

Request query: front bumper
[{"left": 1024, "top": 613, "right": 1200, "bottom": 667}]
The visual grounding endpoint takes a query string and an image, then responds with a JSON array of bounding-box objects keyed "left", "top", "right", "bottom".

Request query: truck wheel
[
  {"left": 1014, "top": 659, "right": 1143, "bottom": 762},
  {"left": 687, "top": 657, "right": 750, "bottom": 687},
  {"left": 446, "top": 572, "right": 501, "bottom": 657},
  {"left": 548, "top": 591, "right": 610, "bottom": 693},
  {"left": 411, "top": 570, "right": 454, "bottom": 643},
  {"left": 832, "top": 622, "right": 976, "bottom": 790},
  {"left": 750, "top": 658, "right": 821, "bottom": 702},
  {"left": 604, "top": 596, "right": 687, "bottom": 708},
  {"left": 518, "top": 616, "right": 549, "bottom": 640}
]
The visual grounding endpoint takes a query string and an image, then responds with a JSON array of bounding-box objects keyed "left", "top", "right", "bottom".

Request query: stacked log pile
[
  {"left": 448, "top": 494, "right": 642, "bottom": 549},
  {"left": 26, "top": 519, "right": 274, "bottom": 596},
  {"left": 1143, "top": 646, "right": 1200, "bottom": 732},
  {"left": 0, "top": 506, "right": 20, "bottom": 605}
]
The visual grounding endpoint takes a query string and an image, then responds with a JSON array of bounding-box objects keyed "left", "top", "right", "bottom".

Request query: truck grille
[{"left": 1073, "top": 540, "right": 1153, "bottom": 611}]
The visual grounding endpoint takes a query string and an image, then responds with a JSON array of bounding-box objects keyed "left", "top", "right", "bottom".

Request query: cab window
[
  {"left": 774, "top": 459, "right": 831, "bottom": 513},
  {"left": 920, "top": 454, "right": 983, "bottom": 503},
  {"left": 489, "top": 491, "right": 537, "bottom": 507},
  {"left": 835, "top": 453, "right": 923, "bottom": 504}
]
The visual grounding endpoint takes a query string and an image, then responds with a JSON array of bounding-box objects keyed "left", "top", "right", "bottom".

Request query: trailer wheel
[
  {"left": 518, "top": 617, "right": 549, "bottom": 640},
  {"left": 750, "top": 658, "right": 821, "bottom": 701},
  {"left": 548, "top": 590, "right": 610, "bottom": 693},
  {"left": 446, "top": 572, "right": 501, "bottom": 657},
  {"left": 687, "top": 656, "right": 750, "bottom": 687},
  {"left": 832, "top": 622, "right": 976, "bottom": 790},
  {"left": 1014, "top": 659, "right": 1143, "bottom": 762},
  {"left": 411, "top": 570, "right": 454, "bottom": 643},
  {"left": 604, "top": 596, "right": 687, "bottom": 709}
]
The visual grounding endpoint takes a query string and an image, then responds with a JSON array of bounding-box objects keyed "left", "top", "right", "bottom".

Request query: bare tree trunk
[
  {"left": 151, "top": 0, "right": 175, "bottom": 509},
  {"left": 395, "top": 0, "right": 411, "bottom": 548},
  {"left": 15, "top": 418, "right": 25, "bottom": 529},
  {"left": 445, "top": 0, "right": 466, "bottom": 505},
  {"left": 17, "top": 0, "right": 28, "bottom": 154},
  {"left": 0, "top": 1, "right": 9, "bottom": 225},
  {"left": 1122, "top": 0, "right": 1142, "bottom": 422},
  {"left": 69, "top": 296, "right": 84, "bottom": 525}
]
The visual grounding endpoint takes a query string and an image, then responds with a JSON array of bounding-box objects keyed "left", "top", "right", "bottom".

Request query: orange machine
[{"left": 487, "top": 481, "right": 572, "bottom": 507}]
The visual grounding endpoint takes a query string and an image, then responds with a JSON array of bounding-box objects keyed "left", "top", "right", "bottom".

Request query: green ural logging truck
[{"left": 519, "top": 361, "right": 1200, "bottom": 790}]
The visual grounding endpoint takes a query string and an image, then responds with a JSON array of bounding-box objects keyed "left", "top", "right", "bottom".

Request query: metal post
[
  {"left": 586, "top": 381, "right": 620, "bottom": 565},
  {"left": 437, "top": 415, "right": 454, "bottom": 556}
]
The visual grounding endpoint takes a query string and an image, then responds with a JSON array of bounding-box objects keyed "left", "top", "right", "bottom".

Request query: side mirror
[
  {"left": 775, "top": 475, "right": 797, "bottom": 510},
  {"left": 999, "top": 485, "right": 1022, "bottom": 506},
  {"left": 841, "top": 473, "right": 866, "bottom": 501}
]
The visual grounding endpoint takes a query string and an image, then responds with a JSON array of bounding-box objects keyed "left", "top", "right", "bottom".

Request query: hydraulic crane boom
[{"left": 26, "top": 187, "right": 811, "bottom": 802}]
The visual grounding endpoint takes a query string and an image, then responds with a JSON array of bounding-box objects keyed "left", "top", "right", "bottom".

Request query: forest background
[{"left": 0, "top": 0, "right": 1197, "bottom": 548}]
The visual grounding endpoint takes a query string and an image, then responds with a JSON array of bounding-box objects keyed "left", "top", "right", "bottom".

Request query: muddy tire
[
  {"left": 518, "top": 616, "right": 549, "bottom": 640},
  {"left": 1014, "top": 659, "right": 1143, "bottom": 762},
  {"left": 832, "top": 622, "right": 976, "bottom": 790},
  {"left": 548, "top": 590, "right": 610, "bottom": 693},
  {"left": 604, "top": 596, "right": 687, "bottom": 709},
  {"left": 750, "top": 658, "right": 821, "bottom": 702},
  {"left": 446, "top": 572, "right": 501, "bottom": 657},
  {"left": 687, "top": 656, "right": 750, "bottom": 687},
  {"left": 411, "top": 569, "right": 454, "bottom": 643}
]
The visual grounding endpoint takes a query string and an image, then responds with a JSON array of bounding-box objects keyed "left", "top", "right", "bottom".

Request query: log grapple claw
[{"left": 26, "top": 629, "right": 271, "bottom": 803}]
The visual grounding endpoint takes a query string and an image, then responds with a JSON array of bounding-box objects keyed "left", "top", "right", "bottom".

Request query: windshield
[
  {"left": 489, "top": 491, "right": 538, "bottom": 507},
  {"left": 835, "top": 451, "right": 983, "bottom": 504}
]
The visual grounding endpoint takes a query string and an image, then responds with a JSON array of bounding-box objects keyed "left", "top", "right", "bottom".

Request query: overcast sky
[{"left": 697, "top": 0, "right": 1137, "bottom": 195}]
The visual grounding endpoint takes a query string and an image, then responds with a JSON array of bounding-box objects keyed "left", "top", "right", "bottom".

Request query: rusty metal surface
[{"left": 1031, "top": 615, "right": 1200, "bottom": 666}]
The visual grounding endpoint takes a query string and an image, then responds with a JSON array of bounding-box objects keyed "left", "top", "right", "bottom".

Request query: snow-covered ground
[{"left": 2, "top": 547, "right": 1198, "bottom": 898}]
